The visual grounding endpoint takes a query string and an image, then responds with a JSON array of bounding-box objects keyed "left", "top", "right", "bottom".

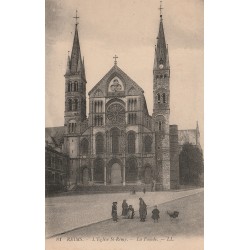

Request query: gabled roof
[
  {"left": 45, "top": 126, "right": 65, "bottom": 146},
  {"left": 89, "top": 64, "right": 144, "bottom": 96}
]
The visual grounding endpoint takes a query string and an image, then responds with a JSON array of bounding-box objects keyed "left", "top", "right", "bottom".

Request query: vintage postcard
[{"left": 45, "top": 0, "right": 204, "bottom": 249}]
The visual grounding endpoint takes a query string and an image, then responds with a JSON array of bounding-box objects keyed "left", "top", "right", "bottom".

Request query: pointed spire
[
  {"left": 66, "top": 51, "right": 71, "bottom": 74},
  {"left": 77, "top": 55, "right": 82, "bottom": 72},
  {"left": 70, "top": 24, "right": 81, "bottom": 73},
  {"left": 82, "top": 56, "right": 87, "bottom": 81},
  {"left": 196, "top": 121, "right": 200, "bottom": 145},
  {"left": 196, "top": 121, "right": 199, "bottom": 131},
  {"left": 154, "top": 1, "right": 169, "bottom": 70},
  {"left": 153, "top": 45, "right": 157, "bottom": 69}
]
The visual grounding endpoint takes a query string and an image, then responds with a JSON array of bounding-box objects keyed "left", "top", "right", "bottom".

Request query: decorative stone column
[
  {"left": 123, "top": 166, "right": 126, "bottom": 186},
  {"left": 91, "top": 168, "right": 94, "bottom": 182},
  {"left": 104, "top": 165, "right": 107, "bottom": 185}
]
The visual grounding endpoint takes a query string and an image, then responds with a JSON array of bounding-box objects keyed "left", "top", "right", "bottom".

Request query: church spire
[
  {"left": 70, "top": 22, "right": 81, "bottom": 73},
  {"left": 66, "top": 10, "right": 86, "bottom": 82},
  {"left": 154, "top": 2, "right": 169, "bottom": 70},
  {"left": 66, "top": 52, "right": 71, "bottom": 74}
]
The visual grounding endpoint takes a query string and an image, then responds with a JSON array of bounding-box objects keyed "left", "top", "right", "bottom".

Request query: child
[
  {"left": 151, "top": 205, "right": 160, "bottom": 223},
  {"left": 127, "top": 205, "right": 135, "bottom": 219},
  {"left": 111, "top": 202, "right": 118, "bottom": 222}
]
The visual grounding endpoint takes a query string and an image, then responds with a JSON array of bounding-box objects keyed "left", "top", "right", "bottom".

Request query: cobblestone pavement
[{"left": 46, "top": 188, "right": 203, "bottom": 238}]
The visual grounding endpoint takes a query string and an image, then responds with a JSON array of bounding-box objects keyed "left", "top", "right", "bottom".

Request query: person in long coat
[
  {"left": 151, "top": 205, "right": 160, "bottom": 222},
  {"left": 139, "top": 197, "right": 147, "bottom": 222},
  {"left": 122, "top": 200, "right": 129, "bottom": 216},
  {"left": 111, "top": 202, "right": 118, "bottom": 222},
  {"left": 127, "top": 205, "right": 135, "bottom": 219}
]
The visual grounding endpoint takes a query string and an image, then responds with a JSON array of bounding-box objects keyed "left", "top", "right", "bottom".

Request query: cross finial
[
  {"left": 159, "top": 1, "right": 164, "bottom": 18},
  {"left": 113, "top": 55, "right": 118, "bottom": 65},
  {"left": 73, "top": 10, "right": 79, "bottom": 26}
]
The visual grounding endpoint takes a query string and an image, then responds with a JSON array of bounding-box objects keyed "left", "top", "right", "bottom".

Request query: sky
[{"left": 45, "top": 0, "right": 204, "bottom": 148}]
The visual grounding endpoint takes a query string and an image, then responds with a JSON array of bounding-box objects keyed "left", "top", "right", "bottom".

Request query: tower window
[
  {"left": 74, "top": 81, "right": 78, "bottom": 91},
  {"left": 159, "top": 121, "right": 162, "bottom": 131},
  {"left": 68, "top": 121, "right": 76, "bottom": 133},
  {"left": 68, "top": 82, "right": 71, "bottom": 92},
  {"left": 157, "top": 93, "right": 161, "bottom": 103},
  {"left": 162, "top": 93, "right": 166, "bottom": 103},
  {"left": 68, "top": 99, "right": 72, "bottom": 111},
  {"left": 75, "top": 99, "right": 79, "bottom": 110}
]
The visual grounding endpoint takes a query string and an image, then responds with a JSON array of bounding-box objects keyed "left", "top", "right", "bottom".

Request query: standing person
[
  {"left": 151, "top": 181, "right": 154, "bottom": 192},
  {"left": 143, "top": 187, "right": 146, "bottom": 194},
  {"left": 139, "top": 197, "right": 147, "bottom": 222},
  {"left": 151, "top": 205, "right": 160, "bottom": 223},
  {"left": 111, "top": 202, "right": 118, "bottom": 222},
  {"left": 127, "top": 205, "right": 135, "bottom": 219},
  {"left": 122, "top": 200, "right": 129, "bottom": 217}
]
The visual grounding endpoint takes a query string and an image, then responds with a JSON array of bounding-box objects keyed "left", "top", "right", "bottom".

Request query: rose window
[{"left": 107, "top": 103, "right": 125, "bottom": 123}]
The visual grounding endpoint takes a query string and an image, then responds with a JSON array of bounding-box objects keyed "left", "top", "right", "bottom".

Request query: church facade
[{"left": 45, "top": 11, "right": 200, "bottom": 191}]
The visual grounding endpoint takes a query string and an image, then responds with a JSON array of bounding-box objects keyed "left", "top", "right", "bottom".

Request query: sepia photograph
[{"left": 45, "top": 0, "right": 204, "bottom": 249}]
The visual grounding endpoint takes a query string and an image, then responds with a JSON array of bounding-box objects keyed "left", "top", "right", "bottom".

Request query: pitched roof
[{"left": 45, "top": 126, "right": 65, "bottom": 146}]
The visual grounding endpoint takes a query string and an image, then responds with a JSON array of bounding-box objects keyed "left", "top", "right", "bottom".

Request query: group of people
[
  {"left": 111, "top": 198, "right": 160, "bottom": 223},
  {"left": 122, "top": 200, "right": 135, "bottom": 219}
]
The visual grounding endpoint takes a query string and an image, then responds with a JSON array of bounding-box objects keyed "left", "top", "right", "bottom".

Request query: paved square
[{"left": 46, "top": 188, "right": 203, "bottom": 238}]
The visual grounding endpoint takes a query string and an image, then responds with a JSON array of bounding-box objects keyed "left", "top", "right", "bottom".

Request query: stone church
[{"left": 45, "top": 10, "right": 200, "bottom": 191}]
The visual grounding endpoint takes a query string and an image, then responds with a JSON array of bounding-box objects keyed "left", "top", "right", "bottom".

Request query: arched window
[
  {"left": 68, "top": 82, "right": 71, "bottom": 92},
  {"left": 68, "top": 121, "right": 76, "bottom": 133},
  {"left": 157, "top": 93, "right": 161, "bottom": 103},
  {"left": 127, "top": 132, "right": 136, "bottom": 154},
  {"left": 159, "top": 121, "right": 162, "bottom": 131},
  {"left": 111, "top": 128, "right": 120, "bottom": 154},
  {"left": 68, "top": 99, "right": 72, "bottom": 111},
  {"left": 74, "top": 81, "right": 78, "bottom": 91},
  {"left": 96, "top": 133, "right": 104, "bottom": 154},
  {"left": 162, "top": 93, "right": 166, "bottom": 103},
  {"left": 75, "top": 99, "right": 78, "bottom": 110},
  {"left": 81, "top": 139, "right": 89, "bottom": 155},
  {"left": 144, "top": 136, "right": 152, "bottom": 153},
  {"left": 128, "top": 113, "right": 136, "bottom": 125}
]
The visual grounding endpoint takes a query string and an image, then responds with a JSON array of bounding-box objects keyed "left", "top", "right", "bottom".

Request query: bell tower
[
  {"left": 64, "top": 11, "right": 87, "bottom": 135},
  {"left": 152, "top": 2, "right": 171, "bottom": 190}
]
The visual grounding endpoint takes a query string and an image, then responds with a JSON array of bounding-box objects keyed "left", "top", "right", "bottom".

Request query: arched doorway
[
  {"left": 126, "top": 158, "right": 138, "bottom": 182},
  {"left": 94, "top": 158, "right": 104, "bottom": 183},
  {"left": 144, "top": 166, "right": 152, "bottom": 184},
  {"left": 111, "top": 163, "right": 122, "bottom": 184},
  {"left": 82, "top": 167, "right": 89, "bottom": 186}
]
